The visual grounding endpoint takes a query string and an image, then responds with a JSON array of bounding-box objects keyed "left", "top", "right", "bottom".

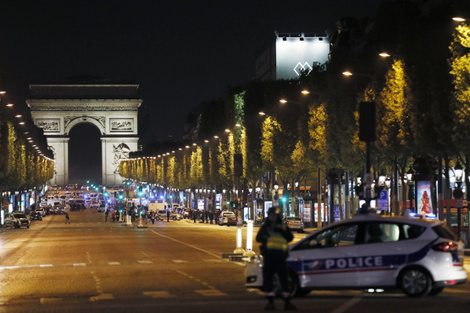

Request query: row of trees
[
  {"left": 0, "top": 102, "right": 55, "bottom": 199},
  {"left": 120, "top": 2, "right": 470, "bottom": 222}
]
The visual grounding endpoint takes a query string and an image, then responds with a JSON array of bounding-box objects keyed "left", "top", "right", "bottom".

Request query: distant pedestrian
[
  {"left": 167, "top": 210, "right": 170, "bottom": 222},
  {"left": 112, "top": 210, "right": 116, "bottom": 222},
  {"left": 65, "top": 212, "right": 70, "bottom": 224},
  {"left": 105, "top": 209, "right": 109, "bottom": 222}
]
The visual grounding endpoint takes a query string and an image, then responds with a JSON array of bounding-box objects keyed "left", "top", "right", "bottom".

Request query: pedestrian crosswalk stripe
[
  {"left": 73, "top": 263, "right": 87, "bottom": 267},
  {"left": 195, "top": 289, "right": 227, "bottom": 296},
  {"left": 143, "top": 291, "right": 175, "bottom": 298},
  {"left": 138, "top": 260, "right": 153, "bottom": 264},
  {"left": 108, "top": 262, "right": 121, "bottom": 266}
]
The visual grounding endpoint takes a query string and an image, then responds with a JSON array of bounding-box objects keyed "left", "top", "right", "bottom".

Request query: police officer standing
[{"left": 256, "top": 207, "right": 295, "bottom": 311}]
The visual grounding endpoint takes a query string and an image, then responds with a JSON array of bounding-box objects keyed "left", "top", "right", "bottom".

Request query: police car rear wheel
[{"left": 398, "top": 268, "right": 432, "bottom": 297}]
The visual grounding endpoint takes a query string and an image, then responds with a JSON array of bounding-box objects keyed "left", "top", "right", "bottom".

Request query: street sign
[{"left": 377, "top": 190, "right": 388, "bottom": 210}]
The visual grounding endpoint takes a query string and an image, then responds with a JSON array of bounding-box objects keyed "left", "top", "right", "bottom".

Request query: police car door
[
  {"left": 356, "top": 221, "right": 404, "bottom": 287},
  {"left": 289, "top": 222, "right": 360, "bottom": 288}
]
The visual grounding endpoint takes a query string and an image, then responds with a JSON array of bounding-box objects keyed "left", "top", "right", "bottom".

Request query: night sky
[{"left": 0, "top": 0, "right": 381, "bottom": 184}]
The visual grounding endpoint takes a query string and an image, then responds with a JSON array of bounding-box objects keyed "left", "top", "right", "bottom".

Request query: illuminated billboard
[
  {"left": 255, "top": 33, "right": 330, "bottom": 81},
  {"left": 276, "top": 35, "right": 329, "bottom": 79}
]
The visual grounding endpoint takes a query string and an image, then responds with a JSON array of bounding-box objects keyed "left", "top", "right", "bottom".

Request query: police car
[{"left": 245, "top": 213, "right": 467, "bottom": 297}]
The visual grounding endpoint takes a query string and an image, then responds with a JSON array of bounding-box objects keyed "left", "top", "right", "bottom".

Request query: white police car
[{"left": 245, "top": 213, "right": 467, "bottom": 297}]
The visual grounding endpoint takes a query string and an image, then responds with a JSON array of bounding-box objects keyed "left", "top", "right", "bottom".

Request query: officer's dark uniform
[{"left": 256, "top": 207, "right": 296, "bottom": 311}]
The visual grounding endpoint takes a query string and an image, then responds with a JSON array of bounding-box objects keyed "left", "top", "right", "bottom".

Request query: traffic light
[
  {"left": 118, "top": 192, "right": 124, "bottom": 200},
  {"left": 359, "top": 101, "right": 376, "bottom": 142}
]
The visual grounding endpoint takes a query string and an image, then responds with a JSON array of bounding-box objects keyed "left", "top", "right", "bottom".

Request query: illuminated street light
[
  {"left": 379, "top": 52, "right": 391, "bottom": 58},
  {"left": 258, "top": 111, "right": 266, "bottom": 116},
  {"left": 342, "top": 71, "right": 353, "bottom": 76},
  {"left": 453, "top": 16, "right": 466, "bottom": 22}
]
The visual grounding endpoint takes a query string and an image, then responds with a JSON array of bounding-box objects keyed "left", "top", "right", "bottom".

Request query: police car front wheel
[{"left": 398, "top": 267, "right": 432, "bottom": 297}]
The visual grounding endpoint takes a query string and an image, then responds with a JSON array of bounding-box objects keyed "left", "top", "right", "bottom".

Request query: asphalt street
[{"left": 0, "top": 210, "right": 469, "bottom": 313}]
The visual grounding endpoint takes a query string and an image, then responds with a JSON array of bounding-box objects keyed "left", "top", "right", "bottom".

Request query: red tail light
[{"left": 431, "top": 241, "right": 458, "bottom": 252}]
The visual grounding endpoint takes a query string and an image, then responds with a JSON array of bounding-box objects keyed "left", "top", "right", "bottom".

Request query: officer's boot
[{"left": 265, "top": 296, "right": 275, "bottom": 311}]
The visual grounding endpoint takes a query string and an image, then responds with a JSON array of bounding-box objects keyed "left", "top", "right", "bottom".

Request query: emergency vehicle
[{"left": 245, "top": 213, "right": 467, "bottom": 297}]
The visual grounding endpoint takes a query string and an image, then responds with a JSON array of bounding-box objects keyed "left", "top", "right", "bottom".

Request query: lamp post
[
  {"left": 406, "top": 166, "right": 415, "bottom": 213},
  {"left": 453, "top": 162, "right": 464, "bottom": 240}
]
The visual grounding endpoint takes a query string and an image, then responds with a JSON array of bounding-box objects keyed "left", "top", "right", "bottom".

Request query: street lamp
[
  {"left": 453, "top": 16, "right": 466, "bottom": 22},
  {"left": 406, "top": 166, "right": 415, "bottom": 212},
  {"left": 453, "top": 161, "right": 465, "bottom": 242}
]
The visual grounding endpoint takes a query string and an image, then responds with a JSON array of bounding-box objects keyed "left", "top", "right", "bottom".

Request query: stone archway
[{"left": 27, "top": 81, "right": 141, "bottom": 186}]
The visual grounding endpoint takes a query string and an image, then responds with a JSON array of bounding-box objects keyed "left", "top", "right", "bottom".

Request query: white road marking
[
  {"left": 150, "top": 230, "right": 219, "bottom": 258},
  {"left": 40, "top": 298, "right": 63, "bottom": 304},
  {"left": 195, "top": 289, "right": 227, "bottom": 296},
  {"left": 90, "top": 293, "right": 114, "bottom": 301},
  {"left": 172, "top": 260, "right": 188, "bottom": 263},
  {"left": 330, "top": 297, "right": 361, "bottom": 313},
  {"left": 140, "top": 251, "right": 150, "bottom": 258},
  {"left": 73, "top": 263, "right": 87, "bottom": 267},
  {"left": 143, "top": 291, "right": 175, "bottom": 298},
  {"left": 40, "top": 264, "right": 53, "bottom": 268},
  {"left": 138, "top": 260, "right": 153, "bottom": 264},
  {"left": 108, "top": 262, "right": 121, "bottom": 266}
]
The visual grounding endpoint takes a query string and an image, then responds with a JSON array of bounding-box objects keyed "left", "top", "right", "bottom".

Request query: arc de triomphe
[{"left": 27, "top": 82, "right": 141, "bottom": 186}]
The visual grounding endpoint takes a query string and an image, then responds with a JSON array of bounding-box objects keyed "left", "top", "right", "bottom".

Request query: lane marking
[
  {"left": 40, "top": 264, "right": 53, "bottom": 268},
  {"left": 73, "top": 263, "right": 86, "bottom": 267},
  {"left": 40, "top": 298, "right": 63, "bottom": 304},
  {"left": 150, "top": 230, "right": 219, "bottom": 258},
  {"left": 330, "top": 297, "right": 361, "bottom": 313},
  {"left": 140, "top": 251, "right": 150, "bottom": 258},
  {"left": 195, "top": 289, "right": 227, "bottom": 296},
  {"left": 138, "top": 260, "right": 153, "bottom": 264},
  {"left": 172, "top": 260, "right": 188, "bottom": 263},
  {"left": 90, "top": 293, "right": 114, "bottom": 301},
  {"left": 108, "top": 262, "right": 121, "bottom": 266},
  {"left": 143, "top": 291, "right": 175, "bottom": 298}
]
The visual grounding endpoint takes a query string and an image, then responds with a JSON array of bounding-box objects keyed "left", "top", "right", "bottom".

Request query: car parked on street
[
  {"left": 285, "top": 216, "right": 304, "bottom": 233},
  {"left": 30, "top": 211, "right": 43, "bottom": 221},
  {"left": 218, "top": 211, "right": 237, "bottom": 226},
  {"left": 5, "top": 212, "right": 31, "bottom": 228},
  {"left": 245, "top": 212, "right": 467, "bottom": 297}
]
